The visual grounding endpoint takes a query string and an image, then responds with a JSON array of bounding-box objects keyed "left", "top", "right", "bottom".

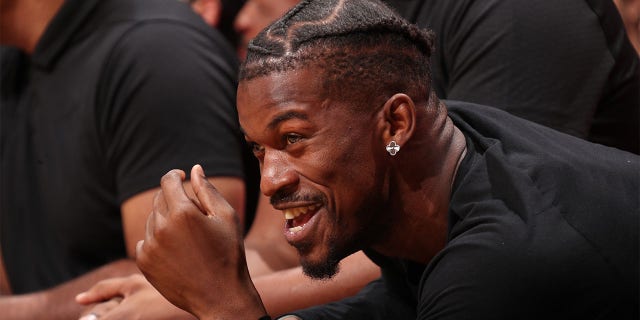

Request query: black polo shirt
[
  {"left": 0, "top": 0, "right": 252, "bottom": 293},
  {"left": 290, "top": 101, "right": 639, "bottom": 320},
  {"left": 384, "top": 0, "right": 640, "bottom": 154}
]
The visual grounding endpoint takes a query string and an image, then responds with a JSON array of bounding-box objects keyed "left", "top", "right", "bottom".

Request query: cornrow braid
[{"left": 239, "top": 0, "right": 436, "bottom": 109}]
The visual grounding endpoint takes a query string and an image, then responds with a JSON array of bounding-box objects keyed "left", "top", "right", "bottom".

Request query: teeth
[
  {"left": 283, "top": 204, "right": 320, "bottom": 220},
  {"left": 288, "top": 226, "right": 303, "bottom": 233},
  {"left": 284, "top": 210, "right": 295, "bottom": 219}
]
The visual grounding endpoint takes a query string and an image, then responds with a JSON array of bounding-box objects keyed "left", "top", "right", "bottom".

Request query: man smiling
[{"left": 135, "top": 0, "right": 639, "bottom": 319}]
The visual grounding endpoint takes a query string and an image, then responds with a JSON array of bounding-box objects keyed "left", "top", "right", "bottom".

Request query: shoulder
[
  {"left": 90, "top": 0, "right": 237, "bottom": 79},
  {"left": 107, "top": 19, "right": 236, "bottom": 72}
]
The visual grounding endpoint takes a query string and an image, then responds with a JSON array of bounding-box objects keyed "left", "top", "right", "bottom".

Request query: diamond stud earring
[{"left": 386, "top": 140, "right": 400, "bottom": 156}]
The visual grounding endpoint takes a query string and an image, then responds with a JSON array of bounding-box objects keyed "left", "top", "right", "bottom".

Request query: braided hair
[{"left": 239, "top": 0, "right": 435, "bottom": 109}]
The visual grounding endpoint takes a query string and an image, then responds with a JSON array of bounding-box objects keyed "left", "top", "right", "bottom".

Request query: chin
[
  {"left": 297, "top": 241, "right": 344, "bottom": 279},
  {"left": 300, "top": 256, "right": 340, "bottom": 280}
]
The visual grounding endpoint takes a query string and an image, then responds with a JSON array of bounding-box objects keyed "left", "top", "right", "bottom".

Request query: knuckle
[{"left": 160, "top": 170, "right": 181, "bottom": 184}]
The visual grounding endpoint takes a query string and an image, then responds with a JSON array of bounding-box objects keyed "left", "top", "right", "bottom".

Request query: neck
[
  {"left": 0, "top": 0, "right": 65, "bottom": 53},
  {"left": 372, "top": 97, "right": 467, "bottom": 264}
]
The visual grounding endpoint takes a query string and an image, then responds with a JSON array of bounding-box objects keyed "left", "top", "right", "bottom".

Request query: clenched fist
[{"left": 136, "top": 165, "right": 268, "bottom": 320}]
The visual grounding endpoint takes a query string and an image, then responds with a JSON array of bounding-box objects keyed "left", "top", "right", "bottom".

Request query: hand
[
  {"left": 75, "top": 274, "right": 196, "bottom": 320},
  {"left": 136, "top": 165, "right": 267, "bottom": 320},
  {"left": 77, "top": 296, "right": 122, "bottom": 320}
]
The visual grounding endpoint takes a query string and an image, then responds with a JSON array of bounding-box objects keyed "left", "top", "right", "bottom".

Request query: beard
[
  {"left": 288, "top": 179, "right": 389, "bottom": 279},
  {"left": 295, "top": 224, "right": 363, "bottom": 280},
  {"left": 299, "top": 240, "right": 341, "bottom": 279},
  {"left": 293, "top": 231, "right": 342, "bottom": 279},
  {"left": 301, "top": 256, "right": 340, "bottom": 279}
]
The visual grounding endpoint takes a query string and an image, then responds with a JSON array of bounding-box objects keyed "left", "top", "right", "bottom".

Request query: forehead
[{"left": 237, "top": 68, "right": 325, "bottom": 128}]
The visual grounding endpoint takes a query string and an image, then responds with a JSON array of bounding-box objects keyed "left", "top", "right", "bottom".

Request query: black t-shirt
[
  {"left": 0, "top": 0, "right": 257, "bottom": 293},
  {"left": 290, "top": 101, "right": 639, "bottom": 319},
  {"left": 384, "top": 0, "right": 640, "bottom": 154}
]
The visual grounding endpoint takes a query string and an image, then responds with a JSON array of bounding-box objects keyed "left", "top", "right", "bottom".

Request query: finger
[
  {"left": 78, "top": 298, "right": 122, "bottom": 320},
  {"left": 189, "top": 196, "right": 205, "bottom": 213},
  {"left": 159, "top": 169, "right": 191, "bottom": 214},
  {"left": 152, "top": 188, "right": 168, "bottom": 217},
  {"left": 75, "top": 278, "right": 125, "bottom": 304},
  {"left": 144, "top": 190, "right": 168, "bottom": 245},
  {"left": 79, "top": 312, "right": 99, "bottom": 320},
  {"left": 145, "top": 204, "right": 159, "bottom": 245},
  {"left": 94, "top": 297, "right": 124, "bottom": 320},
  {"left": 99, "top": 305, "right": 134, "bottom": 320},
  {"left": 135, "top": 240, "right": 145, "bottom": 263},
  {"left": 191, "top": 164, "right": 235, "bottom": 218}
]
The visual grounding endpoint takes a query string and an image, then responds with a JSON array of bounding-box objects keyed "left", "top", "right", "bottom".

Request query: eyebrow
[{"left": 267, "top": 111, "right": 309, "bottom": 130}]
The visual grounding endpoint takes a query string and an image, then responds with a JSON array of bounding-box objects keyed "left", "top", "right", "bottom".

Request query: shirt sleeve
[{"left": 95, "top": 22, "right": 244, "bottom": 203}]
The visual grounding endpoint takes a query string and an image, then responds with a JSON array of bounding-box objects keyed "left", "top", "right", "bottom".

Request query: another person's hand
[
  {"left": 75, "top": 274, "right": 196, "bottom": 320},
  {"left": 136, "top": 165, "right": 267, "bottom": 319}
]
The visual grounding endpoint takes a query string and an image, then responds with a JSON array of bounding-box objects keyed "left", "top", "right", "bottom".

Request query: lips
[{"left": 282, "top": 203, "right": 321, "bottom": 233}]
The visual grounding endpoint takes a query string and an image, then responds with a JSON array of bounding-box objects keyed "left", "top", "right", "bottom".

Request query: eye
[{"left": 285, "top": 133, "right": 303, "bottom": 145}]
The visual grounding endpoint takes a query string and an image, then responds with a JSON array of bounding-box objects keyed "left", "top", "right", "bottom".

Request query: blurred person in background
[
  {"left": 383, "top": 0, "right": 639, "bottom": 154},
  {"left": 0, "top": 0, "right": 253, "bottom": 319},
  {"left": 233, "top": 0, "right": 300, "bottom": 59}
]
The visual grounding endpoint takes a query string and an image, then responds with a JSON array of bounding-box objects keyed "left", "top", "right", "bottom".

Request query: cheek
[{"left": 308, "top": 134, "right": 373, "bottom": 183}]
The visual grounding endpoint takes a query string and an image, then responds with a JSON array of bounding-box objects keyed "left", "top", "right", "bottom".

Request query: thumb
[
  {"left": 75, "top": 278, "right": 124, "bottom": 304},
  {"left": 190, "top": 164, "right": 235, "bottom": 218}
]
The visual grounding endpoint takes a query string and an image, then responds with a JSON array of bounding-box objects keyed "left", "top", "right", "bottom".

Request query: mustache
[{"left": 270, "top": 190, "right": 325, "bottom": 207}]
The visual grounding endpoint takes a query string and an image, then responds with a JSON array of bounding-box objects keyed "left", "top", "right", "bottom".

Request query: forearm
[
  {"left": 0, "top": 258, "right": 139, "bottom": 320},
  {"left": 244, "top": 195, "right": 300, "bottom": 277},
  {"left": 254, "top": 251, "right": 380, "bottom": 317},
  {"left": 246, "top": 248, "right": 277, "bottom": 278}
]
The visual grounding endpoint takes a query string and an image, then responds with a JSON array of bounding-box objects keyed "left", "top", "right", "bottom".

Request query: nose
[{"left": 260, "top": 149, "right": 299, "bottom": 198}]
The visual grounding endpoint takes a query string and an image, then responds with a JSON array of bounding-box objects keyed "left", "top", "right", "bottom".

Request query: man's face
[
  {"left": 237, "top": 67, "right": 388, "bottom": 278},
  {"left": 233, "top": 0, "right": 299, "bottom": 59}
]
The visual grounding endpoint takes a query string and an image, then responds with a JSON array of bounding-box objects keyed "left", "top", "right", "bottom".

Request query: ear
[
  {"left": 192, "top": 0, "right": 222, "bottom": 28},
  {"left": 379, "top": 93, "right": 416, "bottom": 149}
]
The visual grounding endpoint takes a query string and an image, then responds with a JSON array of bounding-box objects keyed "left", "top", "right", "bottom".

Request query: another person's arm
[
  {"left": 254, "top": 251, "right": 380, "bottom": 317},
  {"left": 0, "top": 177, "right": 243, "bottom": 320},
  {"left": 0, "top": 191, "right": 154, "bottom": 320},
  {"left": 77, "top": 195, "right": 380, "bottom": 318},
  {"left": 1, "top": 16, "right": 244, "bottom": 320},
  {"left": 244, "top": 195, "right": 301, "bottom": 277},
  {"left": 0, "top": 259, "right": 139, "bottom": 320}
]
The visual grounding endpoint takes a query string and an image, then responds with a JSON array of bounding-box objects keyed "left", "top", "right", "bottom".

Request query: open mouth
[{"left": 283, "top": 204, "right": 321, "bottom": 233}]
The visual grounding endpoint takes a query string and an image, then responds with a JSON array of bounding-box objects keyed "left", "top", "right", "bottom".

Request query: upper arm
[
  {"left": 121, "top": 176, "right": 245, "bottom": 257},
  {"left": 98, "top": 23, "right": 247, "bottom": 258},
  {"left": 98, "top": 22, "right": 244, "bottom": 205}
]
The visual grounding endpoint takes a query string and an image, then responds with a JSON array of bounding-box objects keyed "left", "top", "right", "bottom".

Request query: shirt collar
[{"left": 31, "top": 0, "right": 100, "bottom": 69}]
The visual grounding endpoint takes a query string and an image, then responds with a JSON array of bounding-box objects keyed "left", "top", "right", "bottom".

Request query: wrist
[{"left": 197, "top": 295, "right": 267, "bottom": 320}]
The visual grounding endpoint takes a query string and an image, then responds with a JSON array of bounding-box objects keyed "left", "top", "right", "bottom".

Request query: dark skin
[
  {"left": 136, "top": 66, "right": 467, "bottom": 318},
  {"left": 136, "top": 165, "right": 266, "bottom": 320}
]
